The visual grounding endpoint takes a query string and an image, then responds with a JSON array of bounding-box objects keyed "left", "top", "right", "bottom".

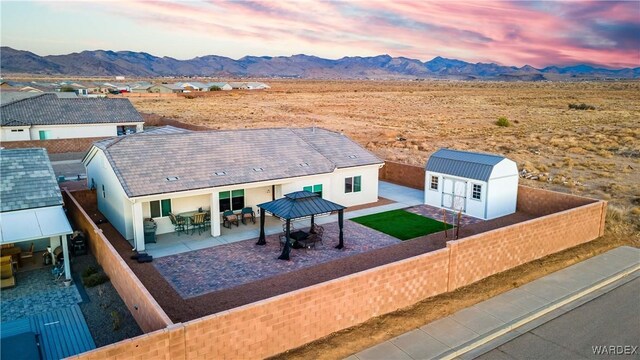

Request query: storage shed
[{"left": 424, "top": 149, "right": 518, "bottom": 220}]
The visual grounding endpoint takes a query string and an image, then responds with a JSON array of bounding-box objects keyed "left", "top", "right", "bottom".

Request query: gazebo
[{"left": 257, "top": 191, "right": 346, "bottom": 260}]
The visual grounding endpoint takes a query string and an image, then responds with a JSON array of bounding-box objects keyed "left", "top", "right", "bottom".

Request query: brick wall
[
  {"left": 447, "top": 199, "right": 606, "bottom": 290},
  {"left": 140, "top": 113, "right": 211, "bottom": 131},
  {"left": 70, "top": 186, "right": 606, "bottom": 360},
  {"left": 0, "top": 137, "right": 105, "bottom": 154},
  {"left": 516, "top": 185, "right": 597, "bottom": 216},
  {"left": 63, "top": 190, "right": 173, "bottom": 333},
  {"left": 379, "top": 161, "right": 425, "bottom": 190}
]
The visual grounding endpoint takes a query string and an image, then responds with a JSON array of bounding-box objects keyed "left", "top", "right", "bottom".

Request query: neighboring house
[
  {"left": 148, "top": 84, "right": 184, "bottom": 93},
  {"left": 228, "top": 82, "right": 249, "bottom": 90},
  {"left": 424, "top": 148, "right": 518, "bottom": 220},
  {"left": 206, "top": 82, "right": 232, "bottom": 91},
  {"left": 0, "top": 148, "right": 73, "bottom": 281},
  {"left": 246, "top": 82, "right": 271, "bottom": 90},
  {"left": 130, "top": 85, "right": 152, "bottom": 93},
  {"left": 0, "top": 94, "right": 144, "bottom": 141},
  {"left": 0, "top": 91, "right": 77, "bottom": 106},
  {"left": 175, "top": 82, "right": 209, "bottom": 92},
  {"left": 83, "top": 127, "right": 384, "bottom": 251}
]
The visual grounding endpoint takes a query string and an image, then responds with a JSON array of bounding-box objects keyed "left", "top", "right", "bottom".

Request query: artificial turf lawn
[{"left": 351, "top": 209, "right": 453, "bottom": 240}]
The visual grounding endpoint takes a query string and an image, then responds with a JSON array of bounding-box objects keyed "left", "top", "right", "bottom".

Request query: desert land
[{"left": 129, "top": 80, "right": 639, "bottom": 214}]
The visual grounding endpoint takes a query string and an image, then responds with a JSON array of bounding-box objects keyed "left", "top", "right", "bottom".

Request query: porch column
[
  {"left": 61, "top": 235, "right": 71, "bottom": 280},
  {"left": 256, "top": 209, "right": 266, "bottom": 245},
  {"left": 336, "top": 210, "right": 344, "bottom": 249},
  {"left": 210, "top": 191, "right": 221, "bottom": 237},
  {"left": 132, "top": 201, "right": 145, "bottom": 251}
]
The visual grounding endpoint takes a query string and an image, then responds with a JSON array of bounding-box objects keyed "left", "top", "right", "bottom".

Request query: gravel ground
[{"left": 74, "top": 253, "right": 143, "bottom": 347}]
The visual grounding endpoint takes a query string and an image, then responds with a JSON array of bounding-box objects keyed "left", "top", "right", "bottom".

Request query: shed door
[{"left": 442, "top": 178, "right": 467, "bottom": 212}]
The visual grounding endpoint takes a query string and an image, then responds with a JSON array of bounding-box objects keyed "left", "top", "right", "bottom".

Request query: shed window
[
  {"left": 345, "top": 176, "right": 362, "bottom": 193},
  {"left": 150, "top": 199, "right": 172, "bottom": 218},
  {"left": 472, "top": 184, "right": 482, "bottom": 200},
  {"left": 430, "top": 176, "right": 439, "bottom": 190}
]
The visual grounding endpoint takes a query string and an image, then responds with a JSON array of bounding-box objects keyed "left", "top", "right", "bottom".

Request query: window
[
  {"left": 150, "top": 199, "right": 172, "bottom": 218},
  {"left": 101, "top": 184, "right": 105, "bottom": 198},
  {"left": 472, "top": 184, "right": 482, "bottom": 200},
  {"left": 430, "top": 176, "right": 439, "bottom": 190},
  {"left": 219, "top": 190, "right": 245, "bottom": 212},
  {"left": 10, "top": 129, "right": 24, "bottom": 132},
  {"left": 303, "top": 184, "right": 323, "bottom": 197},
  {"left": 39, "top": 130, "right": 51, "bottom": 140},
  {"left": 345, "top": 176, "right": 362, "bottom": 193}
]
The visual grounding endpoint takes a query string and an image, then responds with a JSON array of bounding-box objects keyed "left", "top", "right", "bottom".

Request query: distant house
[
  {"left": 0, "top": 94, "right": 144, "bottom": 141},
  {"left": 206, "top": 82, "right": 232, "bottom": 91},
  {"left": 83, "top": 127, "right": 383, "bottom": 251},
  {"left": 228, "top": 82, "right": 249, "bottom": 90},
  {"left": 246, "top": 82, "right": 271, "bottom": 90},
  {"left": 148, "top": 84, "right": 183, "bottom": 94},
  {"left": 130, "top": 85, "right": 152, "bottom": 93},
  {"left": 0, "top": 148, "right": 73, "bottom": 281},
  {"left": 0, "top": 91, "right": 77, "bottom": 106},
  {"left": 424, "top": 149, "right": 518, "bottom": 220},
  {"left": 175, "top": 82, "right": 210, "bottom": 92}
]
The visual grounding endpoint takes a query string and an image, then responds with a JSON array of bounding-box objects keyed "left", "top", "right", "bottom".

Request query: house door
[{"left": 442, "top": 178, "right": 467, "bottom": 212}]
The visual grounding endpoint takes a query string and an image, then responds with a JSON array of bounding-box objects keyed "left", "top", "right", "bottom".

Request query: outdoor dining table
[{"left": 177, "top": 211, "right": 208, "bottom": 231}]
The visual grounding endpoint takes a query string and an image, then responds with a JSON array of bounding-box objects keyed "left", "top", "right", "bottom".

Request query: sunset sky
[{"left": 2, "top": 0, "right": 638, "bottom": 68}]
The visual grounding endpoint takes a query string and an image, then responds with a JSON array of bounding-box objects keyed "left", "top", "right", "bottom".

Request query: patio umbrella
[{"left": 257, "top": 191, "right": 346, "bottom": 260}]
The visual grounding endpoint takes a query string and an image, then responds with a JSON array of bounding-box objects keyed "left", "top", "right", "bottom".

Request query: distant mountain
[{"left": 1, "top": 47, "right": 638, "bottom": 80}]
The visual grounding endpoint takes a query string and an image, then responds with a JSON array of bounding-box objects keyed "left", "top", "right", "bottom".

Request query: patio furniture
[
  {"left": 279, "top": 223, "right": 299, "bottom": 249},
  {"left": 190, "top": 212, "right": 206, "bottom": 235},
  {"left": 241, "top": 207, "right": 255, "bottom": 225},
  {"left": 223, "top": 210, "right": 239, "bottom": 228},
  {"left": 298, "top": 224, "right": 324, "bottom": 249},
  {"left": 68, "top": 231, "right": 87, "bottom": 256},
  {"left": 0, "top": 256, "right": 15, "bottom": 288},
  {"left": 1, "top": 246, "right": 21, "bottom": 269},
  {"left": 169, "top": 213, "right": 187, "bottom": 235},
  {"left": 20, "top": 243, "right": 35, "bottom": 265}
]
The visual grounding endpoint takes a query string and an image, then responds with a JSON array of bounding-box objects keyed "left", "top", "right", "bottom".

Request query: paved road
[{"left": 476, "top": 277, "right": 640, "bottom": 360}]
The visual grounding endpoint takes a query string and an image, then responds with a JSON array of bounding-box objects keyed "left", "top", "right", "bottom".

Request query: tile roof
[
  {"left": 1, "top": 91, "right": 77, "bottom": 106},
  {"left": 0, "top": 148, "right": 63, "bottom": 212},
  {"left": 94, "top": 127, "right": 383, "bottom": 198},
  {"left": 0, "top": 94, "right": 143, "bottom": 126},
  {"left": 425, "top": 148, "right": 506, "bottom": 182}
]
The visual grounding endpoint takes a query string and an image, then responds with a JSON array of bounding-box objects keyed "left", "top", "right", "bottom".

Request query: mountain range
[{"left": 1, "top": 47, "right": 638, "bottom": 80}]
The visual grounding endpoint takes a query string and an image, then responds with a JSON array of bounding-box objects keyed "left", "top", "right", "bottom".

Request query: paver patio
[{"left": 153, "top": 220, "right": 401, "bottom": 298}]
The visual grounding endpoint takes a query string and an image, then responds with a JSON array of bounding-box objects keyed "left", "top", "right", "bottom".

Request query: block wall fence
[
  {"left": 63, "top": 190, "right": 173, "bottom": 333},
  {"left": 0, "top": 137, "right": 107, "bottom": 154},
  {"left": 68, "top": 179, "right": 606, "bottom": 359}
]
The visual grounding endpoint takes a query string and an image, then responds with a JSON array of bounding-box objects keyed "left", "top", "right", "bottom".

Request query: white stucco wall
[
  {"left": 329, "top": 165, "right": 380, "bottom": 207},
  {"left": 85, "top": 149, "right": 132, "bottom": 239},
  {"left": 486, "top": 175, "right": 518, "bottom": 219},
  {"left": 1, "top": 127, "right": 31, "bottom": 141}
]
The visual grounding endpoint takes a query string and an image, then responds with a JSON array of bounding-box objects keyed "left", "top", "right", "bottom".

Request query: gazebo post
[
  {"left": 256, "top": 209, "right": 266, "bottom": 245},
  {"left": 278, "top": 219, "right": 291, "bottom": 260},
  {"left": 310, "top": 214, "right": 315, "bottom": 233},
  {"left": 336, "top": 209, "right": 344, "bottom": 249}
]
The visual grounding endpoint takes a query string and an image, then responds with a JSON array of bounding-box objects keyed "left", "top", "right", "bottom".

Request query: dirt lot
[
  {"left": 129, "top": 80, "right": 639, "bottom": 213},
  {"left": 127, "top": 80, "right": 639, "bottom": 358}
]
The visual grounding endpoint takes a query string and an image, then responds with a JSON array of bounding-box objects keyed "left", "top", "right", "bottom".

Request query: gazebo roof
[{"left": 258, "top": 191, "right": 346, "bottom": 220}]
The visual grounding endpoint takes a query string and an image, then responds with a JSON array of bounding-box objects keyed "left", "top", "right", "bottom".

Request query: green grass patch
[{"left": 351, "top": 209, "right": 453, "bottom": 240}]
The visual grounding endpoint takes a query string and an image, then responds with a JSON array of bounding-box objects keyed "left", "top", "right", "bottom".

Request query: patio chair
[
  {"left": 1, "top": 256, "right": 16, "bottom": 288},
  {"left": 20, "top": 243, "right": 35, "bottom": 264},
  {"left": 204, "top": 211, "right": 211, "bottom": 230},
  {"left": 169, "top": 213, "right": 186, "bottom": 235},
  {"left": 191, "top": 212, "right": 206, "bottom": 235},
  {"left": 223, "top": 210, "right": 239, "bottom": 228},
  {"left": 300, "top": 224, "right": 324, "bottom": 249},
  {"left": 241, "top": 207, "right": 255, "bottom": 225}
]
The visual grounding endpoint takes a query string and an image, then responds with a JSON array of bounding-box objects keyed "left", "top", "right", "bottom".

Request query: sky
[{"left": 1, "top": 0, "right": 639, "bottom": 68}]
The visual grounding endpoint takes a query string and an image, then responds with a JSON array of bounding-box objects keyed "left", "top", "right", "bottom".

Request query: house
[
  {"left": 148, "top": 84, "right": 184, "bottom": 93},
  {"left": 0, "top": 148, "right": 73, "bottom": 281},
  {"left": 130, "top": 84, "right": 153, "bottom": 93},
  {"left": 246, "top": 82, "right": 271, "bottom": 90},
  {"left": 0, "top": 91, "right": 77, "bottom": 106},
  {"left": 0, "top": 94, "right": 144, "bottom": 141},
  {"left": 83, "top": 127, "right": 384, "bottom": 251},
  {"left": 206, "top": 82, "right": 232, "bottom": 91},
  {"left": 424, "top": 149, "right": 518, "bottom": 220},
  {"left": 228, "top": 82, "right": 249, "bottom": 90}
]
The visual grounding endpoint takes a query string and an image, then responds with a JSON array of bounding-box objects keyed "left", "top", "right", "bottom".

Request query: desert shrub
[
  {"left": 83, "top": 272, "right": 110, "bottom": 287},
  {"left": 111, "top": 310, "right": 121, "bottom": 331},
  {"left": 208, "top": 86, "right": 221, "bottom": 91},
  {"left": 568, "top": 103, "right": 596, "bottom": 110},
  {"left": 496, "top": 117, "right": 511, "bottom": 127},
  {"left": 82, "top": 265, "right": 98, "bottom": 278}
]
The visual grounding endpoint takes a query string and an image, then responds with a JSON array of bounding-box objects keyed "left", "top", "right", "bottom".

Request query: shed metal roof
[
  {"left": 258, "top": 191, "right": 345, "bottom": 220},
  {"left": 426, "top": 148, "right": 505, "bottom": 182}
]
